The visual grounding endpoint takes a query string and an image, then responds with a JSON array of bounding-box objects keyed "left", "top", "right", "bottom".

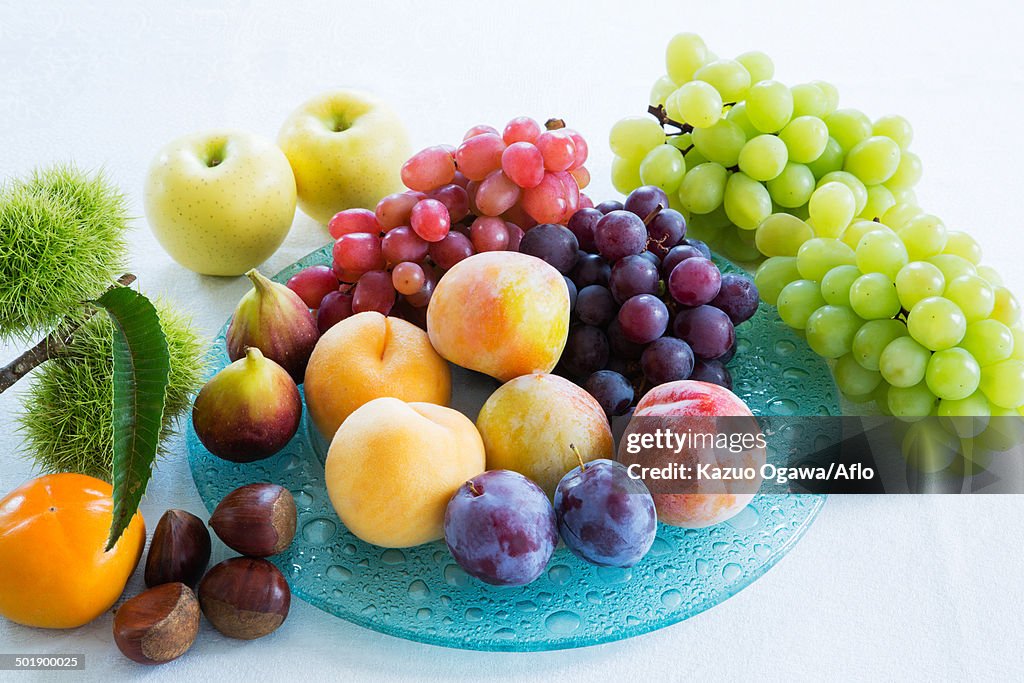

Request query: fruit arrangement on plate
[{"left": 1, "top": 29, "right": 1021, "bottom": 661}]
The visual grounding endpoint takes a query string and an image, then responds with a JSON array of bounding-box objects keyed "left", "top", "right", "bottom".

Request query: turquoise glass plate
[{"left": 187, "top": 243, "right": 838, "bottom": 651}]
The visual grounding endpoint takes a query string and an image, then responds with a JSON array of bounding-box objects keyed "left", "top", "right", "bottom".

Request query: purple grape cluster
[{"left": 522, "top": 185, "right": 760, "bottom": 418}]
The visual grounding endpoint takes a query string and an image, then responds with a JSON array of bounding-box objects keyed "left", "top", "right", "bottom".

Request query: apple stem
[
  {"left": 468, "top": 481, "right": 482, "bottom": 496},
  {"left": 570, "top": 443, "right": 586, "bottom": 472}
]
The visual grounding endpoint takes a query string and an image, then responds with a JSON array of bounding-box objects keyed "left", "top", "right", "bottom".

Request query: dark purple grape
[
  {"left": 562, "top": 325, "right": 610, "bottom": 378},
  {"left": 617, "top": 294, "right": 669, "bottom": 344},
  {"left": 594, "top": 211, "right": 647, "bottom": 262},
  {"left": 606, "top": 320, "right": 646, "bottom": 359},
  {"left": 595, "top": 200, "right": 624, "bottom": 214},
  {"left": 584, "top": 370, "right": 634, "bottom": 418},
  {"left": 566, "top": 208, "right": 601, "bottom": 251},
  {"left": 571, "top": 253, "right": 611, "bottom": 288},
  {"left": 554, "top": 459, "right": 656, "bottom": 567},
  {"left": 576, "top": 285, "right": 617, "bottom": 327},
  {"left": 660, "top": 244, "right": 703, "bottom": 278},
  {"left": 668, "top": 256, "right": 722, "bottom": 306},
  {"left": 564, "top": 277, "right": 578, "bottom": 312},
  {"left": 673, "top": 305, "right": 735, "bottom": 359},
  {"left": 638, "top": 250, "right": 661, "bottom": 268},
  {"left": 646, "top": 208, "right": 687, "bottom": 257},
  {"left": 718, "top": 340, "right": 737, "bottom": 364},
  {"left": 710, "top": 273, "right": 759, "bottom": 325},
  {"left": 682, "top": 237, "right": 712, "bottom": 260},
  {"left": 609, "top": 254, "right": 660, "bottom": 304},
  {"left": 640, "top": 337, "right": 695, "bottom": 385},
  {"left": 444, "top": 470, "right": 558, "bottom": 586},
  {"left": 316, "top": 291, "right": 353, "bottom": 333},
  {"left": 429, "top": 231, "right": 474, "bottom": 270},
  {"left": 689, "top": 359, "right": 733, "bottom": 389},
  {"left": 519, "top": 223, "right": 579, "bottom": 274},
  {"left": 623, "top": 185, "right": 670, "bottom": 220}
]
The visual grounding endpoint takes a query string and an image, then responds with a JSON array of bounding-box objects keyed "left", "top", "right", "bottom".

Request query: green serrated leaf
[{"left": 93, "top": 286, "right": 170, "bottom": 551}]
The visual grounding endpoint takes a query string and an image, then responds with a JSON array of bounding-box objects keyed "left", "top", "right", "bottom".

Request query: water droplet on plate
[
  {"left": 301, "top": 518, "right": 337, "bottom": 543},
  {"left": 547, "top": 564, "right": 571, "bottom": 585},
  {"left": 769, "top": 398, "right": 798, "bottom": 415},
  {"left": 380, "top": 549, "right": 406, "bottom": 565},
  {"left": 695, "top": 558, "right": 710, "bottom": 576},
  {"left": 444, "top": 564, "right": 469, "bottom": 587},
  {"left": 596, "top": 566, "right": 632, "bottom": 584},
  {"left": 544, "top": 610, "right": 581, "bottom": 635},
  {"left": 492, "top": 628, "right": 515, "bottom": 640},
  {"left": 516, "top": 600, "right": 537, "bottom": 612},
  {"left": 649, "top": 536, "right": 672, "bottom": 556},
  {"left": 465, "top": 607, "right": 483, "bottom": 622},
  {"left": 292, "top": 490, "right": 313, "bottom": 508},
  {"left": 408, "top": 580, "right": 430, "bottom": 602},
  {"left": 725, "top": 505, "right": 759, "bottom": 530},
  {"left": 326, "top": 565, "right": 352, "bottom": 583},
  {"left": 722, "top": 562, "right": 743, "bottom": 581},
  {"left": 661, "top": 589, "right": 682, "bottom": 609},
  {"left": 416, "top": 608, "right": 432, "bottom": 621}
]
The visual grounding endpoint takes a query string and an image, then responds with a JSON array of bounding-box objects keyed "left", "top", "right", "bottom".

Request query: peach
[
  {"left": 426, "top": 252, "right": 570, "bottom": 382},
  {"left": 324, "top": 398, "right": 485, "bottom": 547},
  {"left": 476, "top": 373, "right": 614, "bottom": 497},
  {"left": 304, "top": 312, "right": 451, "bottom": 441},
  {"left": 623, "top": 380, "right": 765, "bottom": 528}
]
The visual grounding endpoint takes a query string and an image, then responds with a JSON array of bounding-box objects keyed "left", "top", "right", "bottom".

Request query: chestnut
[
  {"left": 113, "top": 583, "right": 200, "bottom": 665},
  {"left": 146, "top": 509, "right": 211, "bottom": 588},
  {"left": 198, "top": 557, "right": 290, "bottom": 640},
  {"left": 209, "top": 483, "right": 296, "bottom": 557}
]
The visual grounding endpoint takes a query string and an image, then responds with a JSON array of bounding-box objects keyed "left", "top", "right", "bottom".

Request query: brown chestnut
[
  {"left": 113, "top": 583, "right": 200, "bottom": 665},
  {"left": 209, "top": 483, "right": 296, "bottom": 557},
  {"left": 146, "top": 509, "right": 212, "bottom": 588},
  {"left": 198, "top": 557, "right": 290, "bottom": 640}
]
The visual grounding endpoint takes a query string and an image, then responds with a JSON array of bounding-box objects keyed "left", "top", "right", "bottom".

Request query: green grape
[
  {"left": 691, "top": 119, "right": 746, "bottom": 166},
  {"left": 754, "top": 212, "right": 813, "bottom": 257},
  {"left": 737, "top": 135, "right": 788, "bottom": 181},
  {"left": 907, "top": 296, "right": 967, "bottom": 350},
  {"left": 790, "top": 83, "right": 828, "bottom": 118},
  {"left": 736, "top": 51, "right": 773, "bottom": 83},
  {"left": 944, "top": 275, "right": 995, "bottom": 323},
  {"left": 639, "top": 144, "right": 687, "bottom": 194},
  {"left": 723, "top": 171, "right": 772, "bottom": 230},
  {"left": 764, "top": 164, "right": 811, "bottom": 208},
  {"left": 859, "top": 185, "right": 896, "bottom": 221},
  {"left": 725, "top": 102, "right": 759, "bottom": 139},
  {"left": 852, "top": 319, "right": 908, "bottom": 370},
  {"left": 668, "top": 132, "right": 692, "bottom": 151},
  {"left": 718, "top": 225, "right": 763, "bottom": 263},
  {"left": 806, "top": 138, "right": 844, "bottom": 179},
  {"left": 888, "top": 382, "right": 937, "bottom": 419},
  {"left": 873, "top": 115, "right": 913, "bottom": 149},
  {"left": 849, "top": 272, "right": 901, "bottom": 320},
  {"left": 755, "top": 256, "right": 801, "bottom": 305},
  {"left": 979, "top": 359, "right": 1024, "bottom": 409},
  {"left": 890, "top": 187, "right": 917, "bottom": 206},
  {"left": 685, "top": 208, "right": 729, "bottom": 243},
  {"left": 975, "top": 405, "right": 1024, "bottom": 451},
  {"left": 678, "top": 163, "right": 728, "bottom": 214},
  {"left": 835, "top": 353, "right": 883, "bottom": 396},
  {"left": 796, "top": 237, "right": 856, "bottom": 281},
  {"left": 610, "top": 117, "right": 666, "bottom": 160},
  {"left": 902, "top": 419, "right": 960, "bottom": 471},
  {"left": 856, "top": 229, "right": 909, "bottom": 279},
  {"left": 991, "top": 287, "right": 1022, "bottom": 327},
  {"left": 825, "top": 109, "right": 872, "bottom": 151},
  {"left": 926, "top": 348, "right": 981, "bottom": 401},
  {"left": 810, "top": 81, "right": 840, "bottom": 114},
  {"left": 976, "top": 265, "right": 1004, "bottom": 287},
  {"left": 665, "top": 32, "right": 708, "bottom": 83},
  {"left": 817, "top": 171, "right": 868, "bottom": 214},
  {"left": 843, "top": 136, "right": 901, "bottom": 185},
  {"left": 895, "top": 261, "right": 945, "bottom": 310},
  {"left": 666, "top": 81, "right": 723, "bottom": 129},
  {"left": 788, "top": 203, "right": 811, "bottom": 221},
  {"left": 611, "top": 155, "right": 642, "bottom": 194},
  {"left": 808, "top": 182, "right": 856, "bottom": 237},
  {"left": 805, "top": 305, "right": 863, "bottom": 358},
  {"left": 927, "top": 254, "right": 977, "bottom": 283},
  {"left": 842, "top": 219, "right": 892, "bottom": 250},
  {"left": 942, "top": 231, "right": 982, "bottom": 264},
  {"left": 897, "top": 213, "right": 947, "bottom": 260},
  {"left": 683, "top": 145, "right": 708, "bottom": 169},
  {"left": 745, "top": 80, "right": 794, "bottom": 133},
  {"left": 884, "top": 151, "right": 922, "bottom": 189},
  {"left": 960, "top": 319, "right": 1013, "bottom": 366},
  {"left": 881, "top": 202, "right": 923, "bottom": 229},
  {"left": 880, "top": 336, "right": 932, "bottom": 387},
  {"left": 650, "top": 75, "right": 679, "bottom": 107},
  {"left": 694, "top": 59, "right": 751, "bottom": 102},
  {"left": 937, "top": 392, "right": 990, "bottom": 437},
  {"left": 820, "top": 264, "right": 861, "bottom": 307},
  {"left": 778, "top": 116, "right": 829, "bottom": 164},
  {"left": 777, "top": 280, "right": 827, "bottom": 329}
]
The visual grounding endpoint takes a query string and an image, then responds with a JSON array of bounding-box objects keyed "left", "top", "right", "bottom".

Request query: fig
[
  {"left": 192, "top": 347, "right": 301, "bottom": 462},
  {"left": 227, "top": 269, "right": 319, "bottom": 383}
]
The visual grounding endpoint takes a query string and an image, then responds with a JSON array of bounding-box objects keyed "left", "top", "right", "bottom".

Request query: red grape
[
  {"left": 647, "top": 209, "right": 687, "bottom": 257},
  {"left": 661, "top": 244, "right": 704, "bottom": 278},
  {"left": 381, "top": 226, "right": 429, "bottom": 265},
  {"left": 641, "top": 337, "right": 695, "bottom": 385},
  {"left": 535, "top": 130, "right": 576, "bottom": 172},
  {"left": 375, "top": 192, "right": 420, "bottom": 230},
  {"left": 570, "top": 166, "right": 591, "bottom": 189},
  {"left": 617, "top": 294, "right": 669, "bottom": 344},
  {"left": 463, "top": 124, "right": 499, "bottom": 140},
  {"left": 521, "top": 173, "right": 569, "bottom": 224},
  {"left": 668, "top": 256, "right": 722, "bottom": 306},
  {"left": 584, "top": 370, "right": 634, "bottom": 418},
  {"left": 429, "top": 231, "right": 475, "bottom": 270},
  {"left": 333, "top": 232, "right": 384, "bottom": 273},
  {"left": 352, "top": 270, "right": 396, "bottom": 315},
  {"left": 567, "top": 207, "right": 602, "bottom": 251},
  {"left": 594, "top": 211, "right": 647, "bottom": 262},
  {"left": 502, "top": 117, "right": 542, "bottom": 145},
  {"left": 518, "top": 223, "right": 579, "bottom": 274},
  {"left": 470, "top": 216, "right": 510, "bottom": 252},
  {"left": 576, "top": 285, "right": 616, "bottom": 327},
  {"left": 609, "top": 254, "right": 660, "bottom": 303},
  {"left": 401, "top": 145, "right": 456, "bottom": 192},
  {"left": 328, "top": 208, "right": 379, "bottom": 239},
  {"left": 286, "top": 265, "right": 338, "bottom": 308},
  {"left": 690, "top": 359, "right": 733, "bottom": 389},
  {"left": 501, "top": 142, "right": 545, "bottom": 189},
  {"left": 553, "top": 171, "right": 580, "bottom": 220},
  {"left": 475, "top": 170, "right": 521, "bottom": 216},
  {"left": 410, "top": 198, "right": 451, "bottom": 242},
  {"left": 673, "top": 305, "right": 735, "bottom": 360},
  {"left": 567, "top": 131, "right": 589, "bottom": 170},
  {"left": 316, "top": 290, "right": 353, "bottom": 332},
  {"left": 428, "top": 184, "right": 470, "bottom": 222},
  {"left": 710, "top": 273, "right": 759, "bottom": 325},
  {"left": 455, "top": 133, "right": 506, "bottom": 181},
  {"left": 506, "top": 222, "right": 525, "bottom": 251},
  {"left": 392, "top": 262, "right": 426, "bottom": 296},
  {"left": 624, "top": 186, "right": 669, "bottom": 219}
]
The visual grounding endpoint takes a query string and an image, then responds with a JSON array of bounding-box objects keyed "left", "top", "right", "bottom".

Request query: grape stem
[
  {"left": 0, "top": 273, "right": 137, "bottom": 394},
  {"left": 642, "top": 204, "right": 664, "bottom": 227},
  {"left": 545, "top": 118, "right": 566, "bottom": 131},
  {"left": 647, "top": 105, "right": 693, "bottom": 134}
]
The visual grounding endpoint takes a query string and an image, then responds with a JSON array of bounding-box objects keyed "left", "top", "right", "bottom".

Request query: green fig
[
  {"left": 227, "top": 269, "right": 319, "bottom": 383},
  {"left": 193, "top": 348, "right": 301, "bottom": 462}
]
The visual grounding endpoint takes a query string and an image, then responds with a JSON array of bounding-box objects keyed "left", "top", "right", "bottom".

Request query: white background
[{"left": 2, "top": 1, "right": 1023, "bottom": 680}]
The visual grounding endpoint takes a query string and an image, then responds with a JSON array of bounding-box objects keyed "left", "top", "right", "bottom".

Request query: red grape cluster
[
  {"left": 528, "top": 185, "right": 760, "bottom": 418},
  {"left": 286, "top": 117, "right": 592, "bottom": 332}
]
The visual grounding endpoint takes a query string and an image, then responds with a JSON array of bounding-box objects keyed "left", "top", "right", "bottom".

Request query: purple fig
[
  {"left": 193, "top": 347, "right": 301, "bottom": 462},
  {"left": 227, "top": 269, "right": 319, "bottom": 383}
]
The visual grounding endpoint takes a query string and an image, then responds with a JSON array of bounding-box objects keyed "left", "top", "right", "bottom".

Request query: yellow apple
[
  {"left": 277, "top": 89, "right": 410, "bottom": 224},
  {"left": 144, "top": 130, "right": 296, "bottom": 276}
]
